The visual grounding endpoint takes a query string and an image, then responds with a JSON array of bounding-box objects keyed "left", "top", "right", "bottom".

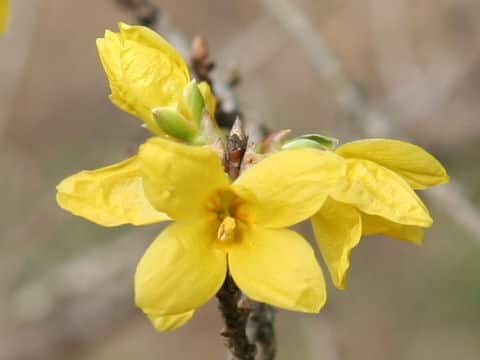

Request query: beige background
[{"left": 1, "top": 1, "right": 479, "bottom": 359}]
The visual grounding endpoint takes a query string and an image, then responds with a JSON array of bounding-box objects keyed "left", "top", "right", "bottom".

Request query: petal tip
[
  {"left": 295, "top": 279, "right": 328, "bottom": 314},
  {"left": 333, "top": 271, "right": 349, "bottom": 290},
  {"left": 118, "top": 21, "right": 130, "bottom": 30},
  {"left": 146, "top": 310, "right": 195, "bottom": 332}
]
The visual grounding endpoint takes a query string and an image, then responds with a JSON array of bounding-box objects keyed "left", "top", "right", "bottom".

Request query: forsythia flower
[
  {"left": 57, "top": 21, "right": 450, "bottom": 334},
  {"left": 96, "top": 23, "right": 216, "bottom": 136},
  {"left": 57, "top": 23, "right": 227, "bottom": 331},
  {"left": 311, "top": 139, "right": 449, "bottom": 288},
  {"left": 136, "top": 138, "right": 347, "bottom": 330},
  {"left": 57, "top": 137, "right": 346, "bottom": 330},
  {"left": 0, "top": 0, "right": 9, "bottom": 34}
]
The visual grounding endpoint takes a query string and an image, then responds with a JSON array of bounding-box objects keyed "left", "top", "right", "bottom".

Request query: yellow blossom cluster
[
  {"left": 0, "top": 0, "right": 9, "bottom": 35},
  {"left": 56, "top": 23, "right": 449, "bottom": 332}
]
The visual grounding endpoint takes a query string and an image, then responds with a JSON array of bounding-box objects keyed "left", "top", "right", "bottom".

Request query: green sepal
[
  {"left": 297, "top": 133, "right": 339, "bottom": 149},
  {"left": 281, "top": 138, "right": 328, "bottom": 150},
  {"left": 152, "top": 107, "right": 199, "bottom": 143},
  {"left": 282, "top": 133, "right": 339, "bottom": 151},
  {"left": 183, "top": 81, "right": 205, "bottom": 126}
]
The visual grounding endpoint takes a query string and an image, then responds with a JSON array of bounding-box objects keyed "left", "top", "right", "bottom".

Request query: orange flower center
[{"left": 206, "top": 189, "right": 248, "bottom": 244}]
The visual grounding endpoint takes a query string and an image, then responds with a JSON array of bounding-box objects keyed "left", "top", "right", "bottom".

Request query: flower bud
[
  {"left": 96, "top": 22, "right": 190, "bottom": 135},
  {"left": 152, "top": 107, "right": 200, "bottom": 143},
  {"left": 182, "top": 81, "right": 205, "bottom": 126}
]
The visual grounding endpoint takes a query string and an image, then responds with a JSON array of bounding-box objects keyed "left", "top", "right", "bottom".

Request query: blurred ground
[{"left": 1, "top": 0, "right": 479, "bottom": 359}]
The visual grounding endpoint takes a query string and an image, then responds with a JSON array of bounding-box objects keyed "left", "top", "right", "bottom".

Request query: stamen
[{"left": 217, "top": 216, "right": 236, "bottom": 242}]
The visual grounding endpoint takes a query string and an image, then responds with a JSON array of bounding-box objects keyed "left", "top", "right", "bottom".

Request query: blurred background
[{"left": 1, "top": 0, "right": 479, "bottom": 359}]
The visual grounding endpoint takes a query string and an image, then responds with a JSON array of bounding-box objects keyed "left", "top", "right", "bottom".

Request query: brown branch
[
  {"left": 217, "top": 276, "right": 256, "bottom": 360},
  {"left": 115, "top": 0, "right": 159, "bottom": 27},
  {"left": 189, "top": 35, "right": 277, "bottom": 359},
  {"left": 190, "top": 36, "right": 215, "bottom": 86},
  {"left": 247, "top": 303, "right": 276, "bottom": 360},
  {"left": 190, "top": 36, "right": 242, "bottom": 129},
  {"left": 216, "top": 119, "right": 256, "bottom": 360}
]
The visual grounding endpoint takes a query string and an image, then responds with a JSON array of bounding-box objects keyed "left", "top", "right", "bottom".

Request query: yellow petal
[
  {"left": 361, "top": 213, "right": 425, "bottom": 245},
  {"left": 135, "top": 221, "right": 226, "bottom": 316},
  {"left": 311, "top": 198, "right": 362, "bottom": 289},
  {"left": 56, "top": 156, "right": 168, "bottom": 227},
  {"left": 336, "top": 138, "right": 449, "bottom": 189},
  {"left": 0, "top": 0, "right": 9, "bottom": 34},
  {"left": 331, "top": 159, "right": 433, "bottom": 227},
  {"left": 97, "top": 31, "right": 163, "bottom": 134},
  {"left": 118, "top": 22, "right": 190, "bottom": 107},
  {"left": 229, "top": 226, "right": 326, "bottom": 313},
  {"left": 233, "top": 148, "right": 346, "bottom": 228},
  {"left": 139, "top": 137, "right": 230, "bottom": 221},
  {"left": 198, "top": 82, "right": 217, "bottom": 116},
  {"left": 146, "top": 310, "right": 195, "bottom": 332},
  {"left": 97, "top": 23, "right": 190, "bottom": 133}
]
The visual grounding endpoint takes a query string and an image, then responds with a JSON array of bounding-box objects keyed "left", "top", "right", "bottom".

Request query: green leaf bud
[
  {"left": 152, "top": 107, "right": 200, "bottom": 143},
  {"left": 182, "top": 81, "right": 205, "bottom": 126}
]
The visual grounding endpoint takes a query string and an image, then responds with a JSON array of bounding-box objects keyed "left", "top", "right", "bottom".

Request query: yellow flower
[
  {"left": 0, "top": 0, "right": 9, "bottom": 34},
  {"left": 311, "top": 139, "right": 449, "bottom": 289},
  {"left": 96, "top": 23, "right": 216, "bottom": 135},
  {"left": 57, "top": 137, "right": 346, "bottom": 331}
]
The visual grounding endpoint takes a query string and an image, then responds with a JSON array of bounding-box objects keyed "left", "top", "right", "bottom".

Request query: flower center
[
  {"left": 205, "top": 189, "right": 250, "bottom": 245},
  {"left": 217, "top": 216, "right": 236, "bottom": 242}
]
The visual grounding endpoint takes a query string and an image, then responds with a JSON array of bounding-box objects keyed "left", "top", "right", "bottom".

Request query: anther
[{"left": 217, "top": 216, "right": 236, "bottom": 242}]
